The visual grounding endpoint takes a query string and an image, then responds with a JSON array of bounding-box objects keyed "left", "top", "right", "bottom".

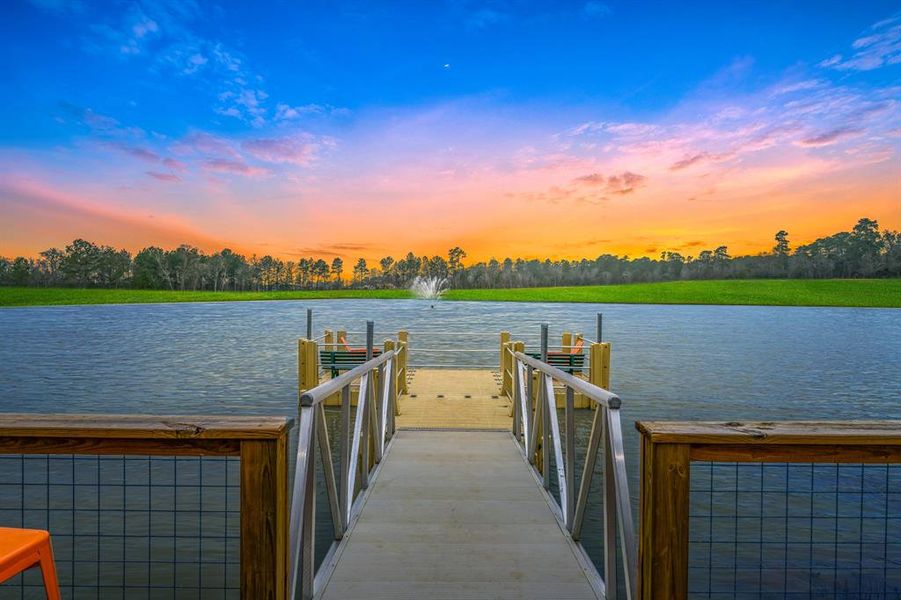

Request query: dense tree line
[{"left": 1, "top": 219, "right": 898, "bottom": 290}]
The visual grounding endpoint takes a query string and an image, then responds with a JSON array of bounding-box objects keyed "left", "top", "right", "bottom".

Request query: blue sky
[{"left": 1, "top": 0, "right": 899, "bottom": 260}]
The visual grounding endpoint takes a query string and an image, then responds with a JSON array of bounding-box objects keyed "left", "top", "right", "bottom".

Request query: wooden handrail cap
[
  {"left": 0, "top": 414, "right": 293, "bottom": 440},
  {"left": 635, "top": 420, "right": 901, "bottom": 445}
]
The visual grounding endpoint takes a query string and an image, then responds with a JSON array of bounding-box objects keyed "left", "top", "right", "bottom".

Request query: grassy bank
[
  {"left": 0, "top": 279, "right": 898, "bottom": 308},
  {"left": 0, "top": 287, "right": 410, "bottom": 307},
  {"left": 445, "top": 279, "right": 901, "bottom": 307}
]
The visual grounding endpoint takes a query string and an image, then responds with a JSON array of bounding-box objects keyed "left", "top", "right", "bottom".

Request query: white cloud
[{"left": 819, "top": 15, "right": 901, "bottom": 71}]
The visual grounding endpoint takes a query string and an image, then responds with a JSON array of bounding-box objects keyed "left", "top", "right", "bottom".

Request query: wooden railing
[
  {"left": 636, "top": 421, "right": 901, "bottom": 599},
  {"left": 0, "top": 413, "right": 292, "bottom": 599}
]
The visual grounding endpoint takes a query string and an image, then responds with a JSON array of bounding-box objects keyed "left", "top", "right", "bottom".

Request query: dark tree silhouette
[{"left": 1, "top": 218, "right": 898, "bottom": 290}]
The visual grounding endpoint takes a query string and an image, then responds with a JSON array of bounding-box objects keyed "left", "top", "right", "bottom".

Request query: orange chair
[
  {"left": 0, "top": 528, "right": 60, "bottom": 599},
  {"left": 339, "top": 335, "right": 381, "bottom": 355}
]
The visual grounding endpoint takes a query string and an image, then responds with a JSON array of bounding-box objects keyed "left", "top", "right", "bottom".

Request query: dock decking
[
  {"left": 396, "top": 368, "right": 512, "bottom": 430},
  {"left": 318, "top": 430, "right": 601, "bottom": 599}
]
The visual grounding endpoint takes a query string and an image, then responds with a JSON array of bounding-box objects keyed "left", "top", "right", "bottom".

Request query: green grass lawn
[
  {"left": 0, "top": 287, "right": 410, "bottom": 306},
  {"left": 0, "top": 279, "right": 898, "bottom": 308},
  {"left": 445, "top": 279, "right": 901, "bottom": 307}
]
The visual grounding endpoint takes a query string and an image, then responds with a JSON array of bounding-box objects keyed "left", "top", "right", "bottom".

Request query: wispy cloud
[
  {"left": 242, "top": 134, "right": 326, "bottom": 166},
  {"left": 146, "top": 171, "right": 180, "bottom": 182},
  {"left": 58, "top": 103, "right": 145, "bottom": 138},
  {"left": 171, "top": 132, "right": 240, "bottom": 159},
  {"left": 572, "top": 171, "right": 646, "bottom": 194},
  {"left": 275, "top": 103, "right": 350, "bottom": 121},
  {"left": 795, "top": 126, "right": 864, "bottom": 148},
  {"left": 669, "top": 151, "right": 735, "bottom": 171},
  {"left": 819, "top": 14, "right": 901, "bottom": 71},
  {"left": 201, "top": 158, "right": 270, "bottom": 177},
  {"left": 107, "top": 142, "right": 161, "bottom": 163}
]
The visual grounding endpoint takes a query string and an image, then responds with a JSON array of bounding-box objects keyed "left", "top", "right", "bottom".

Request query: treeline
[{"left": 1, "top": 218, "right": 898, "bottom": 290}]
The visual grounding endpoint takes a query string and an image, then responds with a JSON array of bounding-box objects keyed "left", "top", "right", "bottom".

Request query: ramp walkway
[
  {"left": 290, "top": 321, "right": 635, "bottom": 599},
  {"left": 318, "top": 430, "right": 599, "bottom": 599}
]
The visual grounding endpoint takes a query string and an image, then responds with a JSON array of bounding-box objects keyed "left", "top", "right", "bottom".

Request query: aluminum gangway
[{"left": 289, "top": 324, "right": 636, "bottom": 599}]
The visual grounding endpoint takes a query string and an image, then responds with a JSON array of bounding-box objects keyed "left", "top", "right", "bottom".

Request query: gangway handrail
[
  {"left": 510, "top": 348, "right": 637, "bottom": 600},
  {"left": 289, "top": 347, "right": 401, "bottom": 599}
]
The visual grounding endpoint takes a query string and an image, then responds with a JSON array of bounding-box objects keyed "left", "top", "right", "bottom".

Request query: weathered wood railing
[
  {"left": 636, "top": 421, "right": 901, "bottom": 599},
  {"left": 0, "top": 414, "right": 292, "bottom": 598},
  {"left": 510, "top": 349, "right": 638, "bottom": 600},
  {"left": 289, "top": 347, "right": 400, "bottom": 599}
]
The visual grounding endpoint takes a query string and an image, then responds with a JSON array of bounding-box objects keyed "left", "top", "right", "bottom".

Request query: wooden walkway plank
[{"left": 319, "top": 430, "right": 599, "bottom": 599}]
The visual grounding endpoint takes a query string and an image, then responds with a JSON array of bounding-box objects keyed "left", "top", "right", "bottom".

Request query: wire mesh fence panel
[
  {"left": 688, "top": 462, "right": 901, "bottom": 600},
  {"left": 0, "top": 454, "right": 240, "bottom": 600}
]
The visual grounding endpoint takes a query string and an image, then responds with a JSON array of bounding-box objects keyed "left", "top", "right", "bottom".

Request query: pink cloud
[
  {"left": 669, "top": 151, "right": 736, "bottom": 171},
  {"left": 146, "top": 171, "right": 180, "bottom": 182},
  {"left": 573, "top": 171, "right": 647, "bottom": 194},
  {"left": 795, "top": 127, "right": 864, "bottom": 148},
  {"left": 172, "top": 132, "right": 240, "bottom": 158},
  {"left": 108, "top": 142, "right": 160, "bottom": 163},
  {"left": 819, "top": 16, "right": 901, "bottom": 71},
  {"left": 162, "top": 157, "right": 187, "bottom": 172},
  {"left": 0, "top": 177, "right": 222, "bottom": 253},
  {"left": 241, "top": 135, "right": 321, "bottom": 166},
  {"left": 202, "top": 158, "right": 270, "bottom": 177}
]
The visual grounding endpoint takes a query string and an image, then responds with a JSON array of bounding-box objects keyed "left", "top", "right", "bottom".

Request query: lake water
[{"left": 1, "top": 299, "right": 900, "bottom": 597}]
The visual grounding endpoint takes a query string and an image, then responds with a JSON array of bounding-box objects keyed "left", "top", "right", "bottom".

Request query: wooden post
[
  {"left": 336, "top": 329, "right": 346, "bottom": 350},
  {"left": 561, "top": 331, "right": 572, "bottom": 353},
  {"left": 298, "top": 339, "right": 319, "bottom": 395},
  {"left": 638, "top": 437, "right": 690, "bottom": 600},
  {"left": 509, "top": 341, "right": 525, "bottom": 418},
  {"left": 240, "top": 435, "right": 289, "bottom": 599},
  {"left": 384, "top": 339, "right": 399, "bottom": 418},
  {"left": 500, "top": 331, "right": 511, "bottom": 396},
  {"left": 589, "top": 342, "right": 611, "bottom": 390},
  {"left": 397, "top": 330, "right": 408, "bottom": 394}
]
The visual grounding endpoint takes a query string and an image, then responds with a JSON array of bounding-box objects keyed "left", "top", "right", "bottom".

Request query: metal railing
[
  {"left": 288, "top": 346, "right": 401, "bottom": 599},
  {"left": 510, "top": 348, "right": 638, "bottom": 599}
]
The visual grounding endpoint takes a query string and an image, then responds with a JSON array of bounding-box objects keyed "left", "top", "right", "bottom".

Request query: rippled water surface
[
  {"left": 2, "top": 298, "right": 899, "bottom": 423},
  {"left": 1, "top": 299, "right": 900, "bottom": 595}
]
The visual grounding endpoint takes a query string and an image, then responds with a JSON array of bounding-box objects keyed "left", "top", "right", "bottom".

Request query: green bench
[
  {"left": 525, "top": 352, "right": 586, "bottom": 374},
  {"left": 320, "top": 349, "right": 382, "bottom": 378}
]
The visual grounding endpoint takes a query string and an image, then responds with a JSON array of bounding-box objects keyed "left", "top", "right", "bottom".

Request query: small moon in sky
[{"left": 443, "top": 63, "right": 451, "bottom": 69}]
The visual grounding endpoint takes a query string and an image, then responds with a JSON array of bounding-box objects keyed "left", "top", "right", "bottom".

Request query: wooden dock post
[
  {"left": 241, "top": 434, "right": 289, "bottom": 599},
  {"left": 298, "top": 338, "right": 319, "bottom": 396},
  {"left": 500, "top": 331, "right": 511, "bottom": 396},
  {"left": 638, "top": 436, "right": 690, "bottom": 599},
  {"left": 384, "top": 339, "right": 400, "bottom": 418},
  {"left": 397, "top": 330, "right": 408, "bottom": 394},
  {"left": 589, "top": 342, "right": 611, "bottom": 390},
  {"left": 324, "top": 329, "right": 334, "bottom": 351},
  {"left": 561, "top": 331, "right": 572, "bottom": 353}
]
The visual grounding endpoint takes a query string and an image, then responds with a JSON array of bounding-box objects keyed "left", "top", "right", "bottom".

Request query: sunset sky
[{"left": 1, "top": 1, "right": 899, "bottom": 263}]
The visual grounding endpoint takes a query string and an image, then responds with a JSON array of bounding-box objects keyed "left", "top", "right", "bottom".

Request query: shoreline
[{"left": 1, "top": 279, "right": 899, "bottom": 309}]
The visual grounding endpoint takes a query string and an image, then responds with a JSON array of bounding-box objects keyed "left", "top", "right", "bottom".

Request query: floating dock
[{"left": 396, "top": 368, "right": 511, "bottom": 430}]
